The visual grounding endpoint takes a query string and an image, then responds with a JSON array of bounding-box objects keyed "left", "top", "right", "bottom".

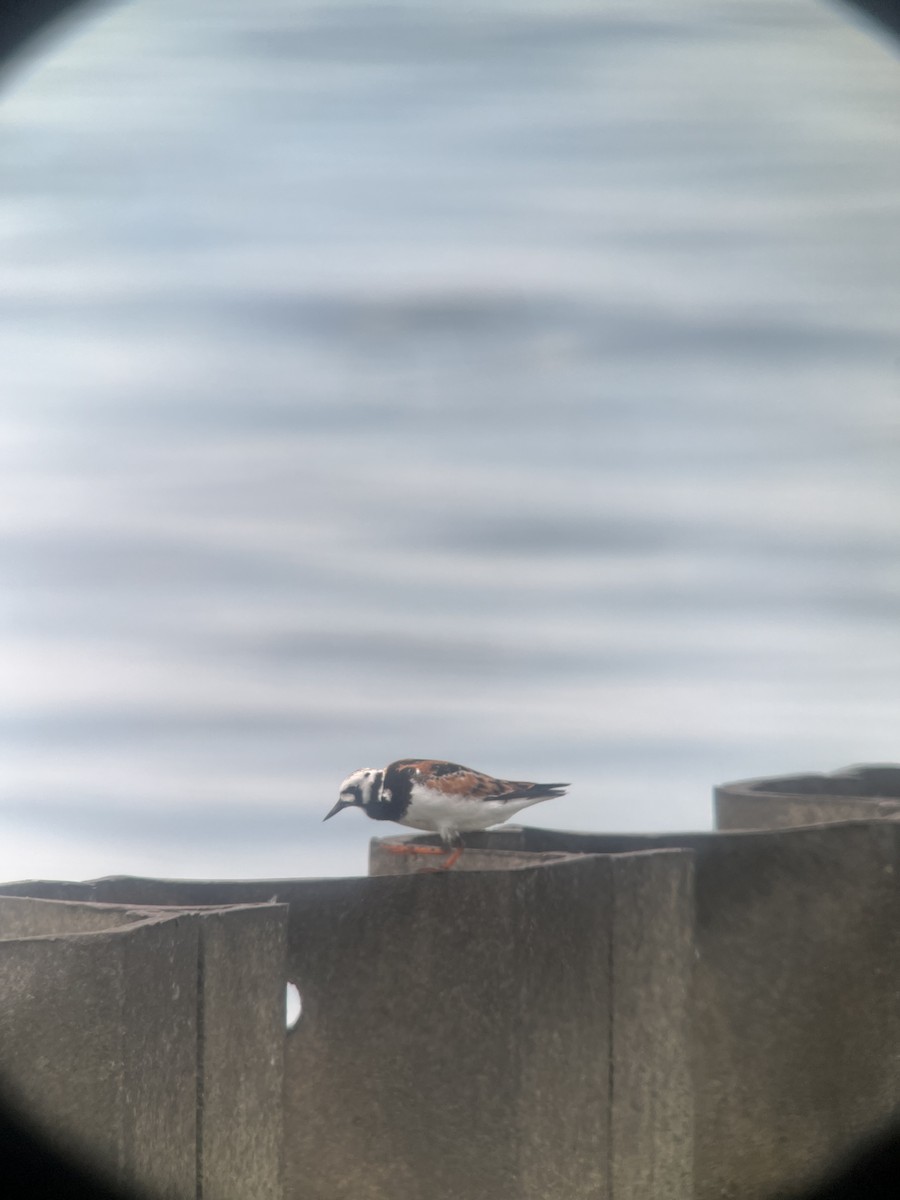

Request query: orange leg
[
  {"left": 437, "top": 845, "right": 464, "bottom": 871},
  {"left": 414, "top": 844, "right": 464, "bottom": 873},
  {"left": 383, "top": 840, "right": 447, "bottom": 857},
  {"left": 382, "top": 839, "right": 464, "bottom": 871}
]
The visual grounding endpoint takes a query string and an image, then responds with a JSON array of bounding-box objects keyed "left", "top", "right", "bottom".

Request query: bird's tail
[{"left": 511, "top": 781, "right": 569, "bottom": 801}]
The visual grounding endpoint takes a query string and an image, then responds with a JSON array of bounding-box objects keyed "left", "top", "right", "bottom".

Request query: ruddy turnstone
[{"left": 323, "top": 758, "right": 568, "bottom": 869}]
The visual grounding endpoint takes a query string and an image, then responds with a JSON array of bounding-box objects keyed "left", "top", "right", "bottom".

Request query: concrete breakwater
[{"left": 0, "top": 764, "right": 899, "bottom": 1200}]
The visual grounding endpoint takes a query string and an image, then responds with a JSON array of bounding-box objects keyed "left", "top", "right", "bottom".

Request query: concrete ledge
[
  {"left": 715, "top": 763, "right": 900, "bottom": 831},
  {"left": 368, "top": 830, "right": 578, "bottom": 875}
]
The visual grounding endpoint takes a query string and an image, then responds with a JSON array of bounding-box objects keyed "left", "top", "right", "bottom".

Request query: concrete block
[
  {"left": 370, "top": 834, "right": 696, "bottom": 1198},
  {"left": 610, "top": 850, "right": 694, "bottom": 1200},
  {"left": 118, "top": 917, "right": 201, "bottom": 1199},
  {"left": 197, "top": 905, "right": 287, "bottom": 1200},
  {"left": 6, "top": 812, "right": 900, "bottom": 1200},
  {"left": 509, "top": 821, "right": 900, "bottom": 1200},
  {"left": 511, "top": 855, "right": 612, "bottom": 1200},
  {"left": 689, "top": 822, "right": 900, "bottom": 1200},
  {"left": 0, "top": 914, "right": 199, "bottom": 1198},
  {"left": 0, "top": 860, "right": 695, "bottom": 1200},
  {"left": 0, "top": 895, "right": 145, "bottom": 937},
  {"left": 368, "top": 833, "right": 577, "bottom": 875},
  {"left": 276, "top": 860, "right": 614, "bottom": 1200},
  {"left": 715, "top": 764, "right": 900, "bottom": 831},
  {"left": 0, "top": 894, "right": 288, "bottom": 1200}
]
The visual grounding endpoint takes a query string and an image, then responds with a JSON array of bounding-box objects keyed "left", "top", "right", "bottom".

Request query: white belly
[{"left": 397, "top": 785, "right": 547, "bottom": 839}]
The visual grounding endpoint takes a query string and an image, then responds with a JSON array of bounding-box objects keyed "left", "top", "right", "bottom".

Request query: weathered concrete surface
[
  {"left": 689, "top": 821, "right": 900, "bottom": 1200},
  {"left": 715, "top": 764, "right": 900, "bottom": 831},
  {"left": 0, "top": 894, "right": 147, "bottom": 936},
  {"left": 5, "top": 818, "right": 897, "bottom": 1200},
  {"left": 0, "top": 856, "right": 695, "bottom": 1200},
  {"left": 508, "top": 820, "right": 900, "bottom": 1200},
  {"left": 0, "top": 912, "right": 199, "bottom": 1198},
  {"left": 198, "top": 905, "right": 286, "bottom": 1200},
  {"left": 84, "top": 866, "right": 611, "bottom": 1200},
  {"left": 371, "top": 834, "right": 695, "bottom": 1198},
  {"left": 610, "top": 851, "right": 694, "bottom": 1200},
  {"left": 119, "top": 916, "right": 202, "bottom": 1199},
  {"left": 0, "top": 895, "right": 287, "bottom": 1200}
]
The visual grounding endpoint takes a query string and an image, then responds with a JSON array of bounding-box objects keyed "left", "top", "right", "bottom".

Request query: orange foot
[
  {"left": 383, "top": 841, "right": 447, "bottom": 857},
  {"left": 435, "top": 846, "right": 463, "bottom": 871},
  {"left": 383, "top": 840, "right": 464, "bottom": 871}
]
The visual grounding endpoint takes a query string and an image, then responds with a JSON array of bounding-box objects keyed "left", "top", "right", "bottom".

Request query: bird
[{"left": 323, "top": 758, "right": 569, "bottom": 869}]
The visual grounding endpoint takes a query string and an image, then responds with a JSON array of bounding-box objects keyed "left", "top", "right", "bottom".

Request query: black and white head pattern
[{"left": 338, "top": 768, "right": 385, "bottom": 812}]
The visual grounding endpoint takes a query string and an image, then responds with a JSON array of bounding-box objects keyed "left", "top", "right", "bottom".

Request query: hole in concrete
[{"left": 285, "top": 981, "right": 302, "bottom": 1031}]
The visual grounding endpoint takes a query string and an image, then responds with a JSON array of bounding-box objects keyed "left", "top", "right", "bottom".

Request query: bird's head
[{"left": 323, "top": 768, "right": 382, "bottom": 821}]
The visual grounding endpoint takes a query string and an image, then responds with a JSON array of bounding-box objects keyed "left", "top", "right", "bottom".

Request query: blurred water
[{"left": 0, "top": 0, "right": 899, "bottom": 881}]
